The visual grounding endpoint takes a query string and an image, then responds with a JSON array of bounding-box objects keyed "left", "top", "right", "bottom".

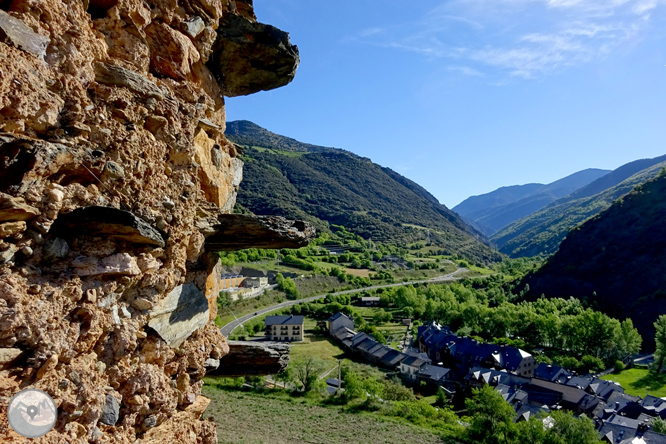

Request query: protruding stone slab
[
  {"left": 0, "top": 10, "right": 50, "bottom": 60},
  {"left": 208, "top": 14, "right": 299, "bottom": 97},
  {"left": 147, "top": 284, "right": 209, "bottom": 348},
  {"left": 209, "top": 341, "right": 290, "bottom": 377},
  {"left": 94, "top": 62, "right": 168, "bottom": 99},
  {"left": 0, "top": 192, "right": 40, "bottom": 222},
  {"left": 50, "top": 206, "right": 165, "bottom": 247},
  {"left": 202, "top": 214, "right": 315, "bottom": 251}
]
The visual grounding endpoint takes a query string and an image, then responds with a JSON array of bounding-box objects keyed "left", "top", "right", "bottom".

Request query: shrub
[{"left": 614, "top": 360, "right": 626, "bottom": 373}]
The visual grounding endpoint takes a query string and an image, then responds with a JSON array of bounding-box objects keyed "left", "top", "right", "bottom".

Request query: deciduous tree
[
  {"left": 654, "top": 315, "right": 666, "bottom": 373},
  {"left": 465, "top": 385, "right": 516, "bottom": 444},
  {"left": 292, "top": 357, "right": 325, "bottom": 392}
]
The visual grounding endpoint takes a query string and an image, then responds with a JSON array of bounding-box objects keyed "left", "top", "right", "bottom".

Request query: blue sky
[{"left": 226, "top": 0, "right": 666, "bottom": 207}]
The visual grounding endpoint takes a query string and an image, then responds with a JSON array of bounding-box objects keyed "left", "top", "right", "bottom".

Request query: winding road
[{"left": 219, "top": 267, "right": 469, "bottom": 337}]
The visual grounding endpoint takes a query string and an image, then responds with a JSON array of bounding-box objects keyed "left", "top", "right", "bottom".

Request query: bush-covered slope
[
  {"left": 520, "top": 171, "right": 666, "bottom": 350},
  {"left": 229, "top": 121, "right": 502, "bottom": 264},
  {"left": 493, "top": 157, "right": 666, "bottom": 257},
  {"left": 454, "top": 169, "right": 609, "bottom": 235}
]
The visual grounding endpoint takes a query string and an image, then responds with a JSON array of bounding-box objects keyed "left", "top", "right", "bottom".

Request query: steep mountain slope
[
  {"left": 227, "top": 121, "right": 502, "bottom": 264},
  {"left": 520, "top": 171, "right": 666, "bottom": 350},
  {"left": 493, "top": 155, "right": 666, "bottom": 257},
  {"left": 454, "top": 169, "right": 609, "bottom": 235},
  {"left": 226, "top": 120, "right": 338, "bottom": 153}
]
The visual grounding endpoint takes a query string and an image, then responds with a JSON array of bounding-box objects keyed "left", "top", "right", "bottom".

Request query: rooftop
[{"left": 264, "top": 315, "right": 305, "bottom": 326}]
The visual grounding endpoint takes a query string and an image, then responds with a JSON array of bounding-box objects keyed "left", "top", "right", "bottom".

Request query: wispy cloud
[
  {"left": 350, "top": 0, "right": 662, "bottom": 80},
  {"left": 448, "top": 66, "right": 486, "bottom": 77}
]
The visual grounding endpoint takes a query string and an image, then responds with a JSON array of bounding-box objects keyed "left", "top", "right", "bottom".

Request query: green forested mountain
[
  {"left": 453, "top": 169, "right": 610, "bottom": 236},
  {"left": 520, "top": 171, "right": 666, "bottom": 350},
  {"left": 227, "top": 121, "right": 501, "bottom": 264},
  {"left": 492, "top": 155, "right": 666, "bottom": 257}
]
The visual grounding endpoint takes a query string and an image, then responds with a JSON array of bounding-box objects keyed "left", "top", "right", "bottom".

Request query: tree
[
  {"left": 655, "top": 315, "right": 666, "bottom": 373},
  {"left": 543, "top": 411, "right": 601, "bottom": 444},
  {"left": 618, "top": 319, "right": 642, "bottom": 358},
  {"left": 275, "top": 368, "right": 293, "bottom": 389},
  {"left": 372, "top": 309, "right": 392, "bottom": 324},
  {"left": 291, "top": 357, "right": 325, "bottom": 393},
  {"left": 278, "top": 276, "right": 299, "bottom": 299},
  {"left": 465, "top": 385, "right": 516, "bottom": 444},
  {"left": 515, "top": 417, "right": 547, "bottom": 444},
  {"left": 217, "top": 292, "right": 233, "bottom": 311},
  {"left": 579, "top": 355, "right": 606, "bottom": 374},
  {"left": 653, "top": 417, "right": 666, "bottom": 434},
  {"left": 381, "top": 377, "right": 416, "bottom": 402}
]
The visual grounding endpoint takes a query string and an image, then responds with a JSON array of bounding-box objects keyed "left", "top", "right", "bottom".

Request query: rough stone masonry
[{"left": 0, "top": 0, "right": 312, "bottom": 442}]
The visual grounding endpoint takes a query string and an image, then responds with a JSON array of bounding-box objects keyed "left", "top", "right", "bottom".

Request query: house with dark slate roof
[
  {"left": 417, "top": 322, "right": 536, "bottom": 378},
  {"left": 347, "top": 331, "right": 408, "bottom": 370},
  {"left": 597, "top": 414, "right": 666, "bottom": 444},
  {"left": 415, "top": 364, "right": 451, "bottom": 388},
  {"left": 328, "top": 312, "right": 354, "bottom": 336},
  {"left": 466, "top": 366, "right": 530, "bottom": 389},
  {"left": 400, "top": 356, "right": 428, "bottom": 381},
  {"left": 643, "top": 396, "right": 666, "bottom": 419},
  {"left": 534, "top": 363, "right": 573, "bottom": 384}
]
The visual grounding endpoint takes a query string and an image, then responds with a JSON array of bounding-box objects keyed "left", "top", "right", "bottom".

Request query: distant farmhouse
[
  {"left": 360, "top": 296, "right": 380, "bottom": 306},
  {"left": 264, "top": 315, "right": 304, "bottom": 342}
]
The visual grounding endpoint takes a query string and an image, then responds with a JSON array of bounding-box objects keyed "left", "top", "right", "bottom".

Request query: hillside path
[{"left": 219, "top": 267, "right": 469, "bottom": 337}]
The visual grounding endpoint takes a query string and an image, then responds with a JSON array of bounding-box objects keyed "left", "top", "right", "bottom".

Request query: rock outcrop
[
  {"left": 0, "top": 1, "right": 307, "bottom": 443},
  {"left": 210, "top": 341, "right": 290, "bottom": 377}
]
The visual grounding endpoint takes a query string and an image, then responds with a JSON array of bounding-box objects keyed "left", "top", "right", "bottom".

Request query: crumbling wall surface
[{"left": 0, "top": 0, "right": 299, "bottom": 442}]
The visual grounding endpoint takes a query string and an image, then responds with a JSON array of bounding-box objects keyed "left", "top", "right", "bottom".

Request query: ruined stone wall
[{"left": 0, "top": 0, "right": 302, "bottom": 442}]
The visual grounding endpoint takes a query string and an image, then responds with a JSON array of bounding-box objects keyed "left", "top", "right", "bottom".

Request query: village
[{"left": 251, "top": 307, "right": 666, "bottom": 444}]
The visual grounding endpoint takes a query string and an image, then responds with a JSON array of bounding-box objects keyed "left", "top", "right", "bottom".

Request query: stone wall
[{"left": 0, "top": 1, "right": 305, "bottom": 442}]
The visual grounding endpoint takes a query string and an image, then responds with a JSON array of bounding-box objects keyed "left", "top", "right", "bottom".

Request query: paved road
[{"left": 219, "top": 267, "right": 469, "bottom": 337}]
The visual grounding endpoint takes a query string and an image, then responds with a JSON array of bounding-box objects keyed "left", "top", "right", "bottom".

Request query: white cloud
[
  {"left": 448, "top": 66, "right": 486, "bottom": 77},
  {"left": 358, "top": 27, "right": 385, "bottom": 38},
  {"left": 351, "top": 0, "right": 662, "bottom": 80}
]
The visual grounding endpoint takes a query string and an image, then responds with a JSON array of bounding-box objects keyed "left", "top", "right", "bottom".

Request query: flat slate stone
[
  {"left": 94, "top": 62, "right": 168, "bottom": 100},
  {"left": 50, "top": 206, "right": 165, "bottom": 247},
  {"left": 147, "top": 283, "right": 209, "bottom": 348},
  {"left": 0, "top": 10, "right": 50, "bottom": 60},
  {"left": 203, "top": 214, "right": 315, "bottom": 251}
]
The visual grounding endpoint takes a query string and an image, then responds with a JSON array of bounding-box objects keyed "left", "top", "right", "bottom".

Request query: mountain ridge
[
  {"left": 493, "top": 154, "right": 666, "bottom": 257},
  {"left": 227, "top": 121, "right": 501, "bottom": 264},
  {"left": 454, "top": 168, "right": 610, "bottom": 235}
]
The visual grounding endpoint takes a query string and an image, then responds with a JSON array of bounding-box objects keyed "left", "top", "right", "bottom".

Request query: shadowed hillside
[{"left": 520, "top": 171, "right": 666, "bottom": 350}]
